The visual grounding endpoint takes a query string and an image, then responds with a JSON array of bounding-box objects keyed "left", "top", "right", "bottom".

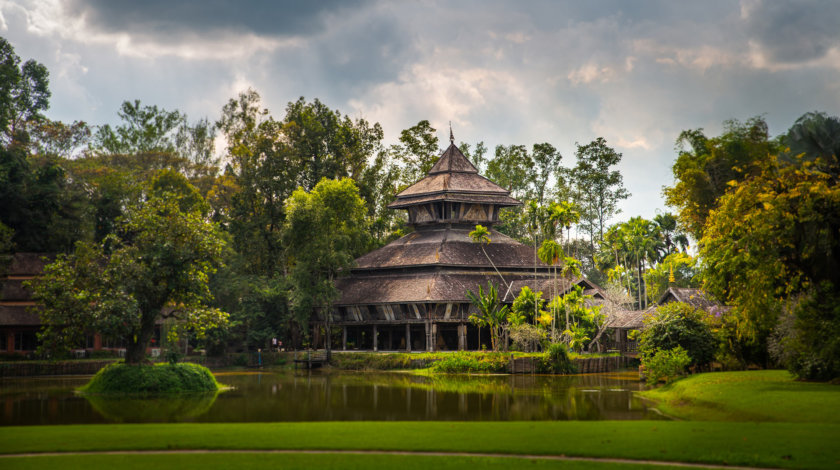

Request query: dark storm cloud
[
  {"left": 63, "top": 0, "right": 369, "bottom": 38},
  {"left": 743, "top": 0, "right": 840, "bottom": 63}
]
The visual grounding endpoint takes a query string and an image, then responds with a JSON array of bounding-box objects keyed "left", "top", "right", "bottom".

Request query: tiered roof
[{"left": 388, "top": 143, "right": 520, "bottom": 209}]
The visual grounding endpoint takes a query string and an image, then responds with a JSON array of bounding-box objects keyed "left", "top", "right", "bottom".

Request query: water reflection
[
  {"left": 85, "top": 392, "right": 219, "bottom": 422},
  {"left": 0, "top": 370, "right": 664, "bottom": 425}
]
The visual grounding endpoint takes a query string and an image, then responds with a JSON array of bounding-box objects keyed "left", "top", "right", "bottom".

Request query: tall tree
[
  {"left": 531, "top": 142, "right": 562, "bottom": 204},
  {"left": 663, "top": 117, "right": 779, "bottom": 240},
  {"left": 0, "top": 37, "right": 50, "bottom": 146},
  {"left": 391, "top": 120, "right": 440, "bottom": 186},
  {"left": 284, "top": 177, "right": 370, "bottom": 358},
  {"left": 569, "top": 137, "right": 629, "bottom": 246}
]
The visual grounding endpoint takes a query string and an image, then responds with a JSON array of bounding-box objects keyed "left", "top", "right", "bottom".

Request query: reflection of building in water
[{"left": 313, "top": 141, "right": 602, "bottom": 351}]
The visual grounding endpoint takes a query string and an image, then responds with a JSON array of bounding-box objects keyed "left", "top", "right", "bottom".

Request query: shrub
[
  {"left": 769, "top": 282, "right": 840, "bottom": 381},
  {"left": 642, "top": 346, "right": 691, "bottom": 386},
  {"left": 509, "top": 323, "right": 546, "bottom": 352},
  {"left": 639, "top": 302, "right": 716, "bottom": 368},
  {"left": 538, "top": 342, "right": 576, "bottom": 374},
  {"left": 431, "top": 352, "right": 508, "bottom": 373},
  {"left": 80, "top": 362, "right": 220, "bottom": 395}
]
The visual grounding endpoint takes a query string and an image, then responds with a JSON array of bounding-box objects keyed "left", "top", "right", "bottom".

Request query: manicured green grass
[
  {"left": 0, "top": 452, "right": 684, "bottom": 470},
  {"left": 1, "top": 421, "right": 838, "bottom": 469},
  {"left": 639, "top": 370, "right": 840, "bottom": 422}
]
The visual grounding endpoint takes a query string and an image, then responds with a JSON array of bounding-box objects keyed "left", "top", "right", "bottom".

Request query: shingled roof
[
  {"left": 388, "top": 143, "right": 521, "bottom": 209},
  {"left": 658, "top": 287, "right": 723, "bottom": 310},
  {"left": 353, "top": 225, "right": 546, "bottom": 270}
]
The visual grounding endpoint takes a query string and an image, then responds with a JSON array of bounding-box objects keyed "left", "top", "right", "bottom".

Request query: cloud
[
  {"left": 63, "top": 0, "right": 367, "bottom": 39},
  {"left": 741, "top": 0, "right": 840, "bottom": 64}
]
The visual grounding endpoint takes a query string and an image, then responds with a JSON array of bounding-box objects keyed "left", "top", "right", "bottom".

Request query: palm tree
[
  {"left": 538, "top": 239, "right": 563, "bottom": 340},
  {"left": 466, "top": 283, "right": 510, "bottom": 351},
  {"left": 469, "top": 225, "right": 512, "bottom": 300}
]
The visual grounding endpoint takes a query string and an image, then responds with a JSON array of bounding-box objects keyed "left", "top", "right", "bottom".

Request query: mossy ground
[{"left": 80, "top": 362, "right": 220, "bottom": 395}]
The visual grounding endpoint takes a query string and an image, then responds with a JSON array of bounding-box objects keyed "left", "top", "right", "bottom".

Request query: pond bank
[{"left": 0, "top": 351, "right": 632, "bottom": 377}]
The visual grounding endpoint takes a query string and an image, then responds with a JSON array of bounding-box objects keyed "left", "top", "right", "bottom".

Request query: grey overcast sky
[{"left": 2, "top": 0, "right": 840, "bottom": 223}]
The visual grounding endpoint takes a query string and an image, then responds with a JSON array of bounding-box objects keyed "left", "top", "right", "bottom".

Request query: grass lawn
[
  {"left": 0, "top": 452, "right": 695, "bottom": 470},
  {"left": 1, "top": 421, "right": 839, "bottom": 469},
  {"left": 639, "top": 370, "right": 840, "bottom": 422}
]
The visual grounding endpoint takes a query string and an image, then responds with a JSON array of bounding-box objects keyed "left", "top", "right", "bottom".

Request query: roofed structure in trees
[{"left": 313, "top": 141, "right": 602, "bottom": 352}]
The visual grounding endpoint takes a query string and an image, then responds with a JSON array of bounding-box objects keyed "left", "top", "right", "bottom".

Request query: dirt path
[{"left": 0, "top": 448, "right": 779, "bottom": 469}]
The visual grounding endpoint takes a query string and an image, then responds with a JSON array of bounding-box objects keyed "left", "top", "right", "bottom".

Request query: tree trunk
[{"left": 125, "top": 322, "right": 154, "bottom": 365}]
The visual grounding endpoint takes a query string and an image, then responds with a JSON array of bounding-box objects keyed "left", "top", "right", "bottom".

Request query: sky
[{"left": 2, "top": 0, "right": 839, "bottom": 223}]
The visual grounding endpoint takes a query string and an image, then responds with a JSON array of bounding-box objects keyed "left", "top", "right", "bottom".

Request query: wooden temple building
[{"left": 316, "top": 139, "right": 602, "bottom": 352}]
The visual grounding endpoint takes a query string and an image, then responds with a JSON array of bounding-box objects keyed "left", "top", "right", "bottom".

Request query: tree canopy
[{"left": 30, "top": 194, "right": 228, "bottom": 364}]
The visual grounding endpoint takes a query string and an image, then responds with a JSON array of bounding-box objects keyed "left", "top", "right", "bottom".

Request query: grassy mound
[
  {"left": 639, "top": 370, "right": 840, "bottom": 422},
  {"left": 80, "top": 362, "right": 220, "bottom": 395}
]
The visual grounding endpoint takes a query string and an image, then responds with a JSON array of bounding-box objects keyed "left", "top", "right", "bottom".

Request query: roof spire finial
[{"left": 449, "top": 121, "right": 454, "bottom": 144}]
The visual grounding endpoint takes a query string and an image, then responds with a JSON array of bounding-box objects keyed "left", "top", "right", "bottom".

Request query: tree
[
  {"left": 0, "top": 37, "right": 50, "bottom": 146},
  {"left": 781, "top": 111, "right": 840, "bottom": 178},
  {"left": 569, "top": 137, "right": 629, "bottom": 245},
  {"left": 664, "top": 117, "right": 779, "bottom": 240},
  {"left": 531, "top": 143, "right": 563, "bottom": 205},
  {"left": 701, "top": 154, "right": 840, "bottom": 362},
  {"left": 466, "top": 282, "right": 510, "bottom": 351},
  {"left": 391, "top": 120, "right": 439, "bottom": 186},
  {"left": 653, "top": 212, "right": 689, "bottom": 256},
  {"left": 469, "top": 224, "right": 512, "bottom": 299},
  {"left": 30, "top": 195, "right": 228, "bottom": 364},
  {"left": 284, "top": 177, "right": 370, "bottom": 358},
  {"left": 30, "top": 119, "right": 91, "bottom": 158},
  {"left": 0, "top": 146, "right": 89, "bottom": 252}
]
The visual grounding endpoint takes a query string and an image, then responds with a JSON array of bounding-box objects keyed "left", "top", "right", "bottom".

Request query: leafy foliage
[
  {"left": 769, "top": 282, "right": 840, "bottom": 381},
  {"left": 639, "top": 302, "right": 716, "bottom": 368},
  {"left": 284, "top": 177, "right": 370, "bottom": 336},
  {"left": 538, "top": 342, "right": 576, "bottom": 374},
  {"left": 700, "top": 155, "right": 840, "bottom": 343},
  {"left": 0, "top": 37, "right": 50, "bottom": 145},
  {"left": 642, "top": 346, "right": 691, "bottom": 386},
  {"left": 509, "top": 323, "right": 546, "bottom": 352},
  {"left": 30, "top": 196, "right": 228, "bottom": 363},
  {"left": 664, "top": 117, "right": 779, "bottom": 240},
  {"left": 466, "top": 283, "right": 510, "bottom": 351}
]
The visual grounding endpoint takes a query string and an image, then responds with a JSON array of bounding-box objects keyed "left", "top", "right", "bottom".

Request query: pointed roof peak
[
  {"left": 428, "top": 142, "right": 478, "bottom": 175},
  {"left": 449, "top": 121, "right": 454, "bottom": 144}
]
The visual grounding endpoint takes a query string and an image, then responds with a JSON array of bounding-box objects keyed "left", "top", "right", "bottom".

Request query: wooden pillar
[
  {"left": 373, "top": 324, "right": 378, "bottom": 352},
  {"left": 431, "top": 322, "right": 438, "bottom": 352},
  {"left": 94, "top": 333, "right": 102, "bottom": 351},
  {"left": 6, "top": 331, "right": 13, "bottom": 353},
  {"left": 425, "top": 321, "right": 431, "bottom": 352},
  {"left": 342, "top": 326, "right": 347, "bottom": 351},
  {"left": 457, "top": 324, "right": 466, "bottom": 351},
  {"left": 405, "top": 323, "right": 411, "bottom": 352},
  {"left": 313, "top": 324, "right": 320, "bottom": 349}
]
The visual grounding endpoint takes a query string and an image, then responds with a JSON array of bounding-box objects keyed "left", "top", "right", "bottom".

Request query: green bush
[
  {"left": 769, "top": 282, "right": 840, "bottom": 381},
  {"left": 431, "top": 352, "right": 508, "bottom": 373},
  {"left": 643, "top": 346, "right": 691, "bottom": 386},
  {"left": 80, "top": 362, "right": 220, "bottom": 395},
  {"left": 639, "top": 302, "right": 716, "bottom": 367},
  {"left": 537, "top": 342, "right": 576, "bottom": 374},
  {"left": 330, "top": 353, "right": 415, "bottom": 370}
]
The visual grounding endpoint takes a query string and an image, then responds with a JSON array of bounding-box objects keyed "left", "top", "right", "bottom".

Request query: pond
[{"left": 0, "top": 370, "right": 664, "bottom": 425}]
